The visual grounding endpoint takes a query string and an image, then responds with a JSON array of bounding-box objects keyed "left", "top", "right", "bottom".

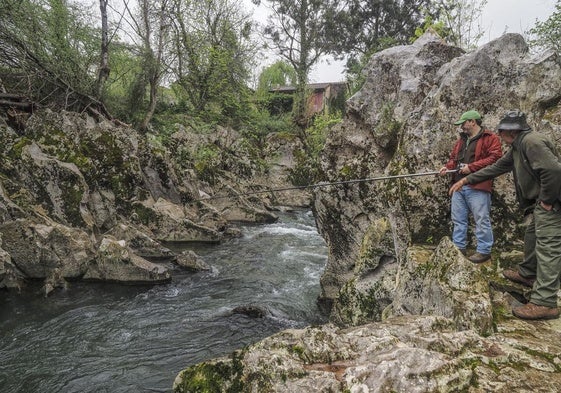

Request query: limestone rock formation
[
  {"left": 313, "top": 32, "right": 561, "bottom": 320},
  {"left": 0, "top": 218, "right": 95, "bottom": 280},
  {"left": 0, "top": 233, "right": 21, "bottom": 289},
  {"left": 0, "top": 104, "right": 303, "bottom": 291},
  {"left": 83, "top": 237, "right": 170, "bottom": 283}
]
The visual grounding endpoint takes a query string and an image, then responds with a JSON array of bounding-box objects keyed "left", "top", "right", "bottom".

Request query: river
[{"left": 0, "top": 209, "right": 328, "bottom": 393}]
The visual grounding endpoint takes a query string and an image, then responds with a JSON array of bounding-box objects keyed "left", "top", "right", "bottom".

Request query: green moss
[
  {"left": 415, "top": 257, "right": 442, "bottom": 278},
  {"left": 288, "top": 345, "right": 306, "bottom": 360},
  {"left": 9, "top": 137, "right": 32, "bottom": 159},
  {"left": 174, "top": 351, "right": 245, "bottom": 393},
  {"left": 479, "top": 359, "right": 501, "bottom": 374},
  {"left": 336, "top": 278, "right": 387, "bottom": 325},
  {"left": 109, "top": 173, "right": 137, "bottom": 199},
  {"left": 360, "top": 283, "right": 385, "bottom": 319},
  {"left": 461, "top": 358, "right": 481, "bottom": 388},
  {"left": 8, "top": 187, "right": 34, "bottom": 211},
  {"left": 521, "top": 348, "right": 561, "bottom": 371},
  {"left": 59, "top": 150, "right": 92, "bottom": 173},
  {"left": 461, "top": 357, "right": 481, "bottom": 369},
  {"left": 356, "top": 219, "right": 390, "bottom": 273},
  {"left": 38, "top": 126, "right": 67, "bottom": 147},
  {"left": 339, "top": 164, "right": 356, "bottom": 180},
  {"left": 175, "top": 362, "right": 234, "bottom": 392},
  {"left": 374, "top": 102, "right": 402, "bottom": 151},
  {"left": 60, "top": 182, "right": 85, "bottom": 226},
  {"left": 131, "top": 203, "right": 159, "bottom": 226},
  {"left": 194, "top": 144, "right": 221, "bottom": 184}
]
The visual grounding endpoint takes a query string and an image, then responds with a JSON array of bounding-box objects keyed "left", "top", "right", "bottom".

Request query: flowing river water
[{"left": 0, "top": 209, "right": 328, "bottom": 393}]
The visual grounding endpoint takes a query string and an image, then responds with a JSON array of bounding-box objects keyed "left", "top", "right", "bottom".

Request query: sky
[{"left": 245, "top": 0, "right": 558, "bottom": 83}]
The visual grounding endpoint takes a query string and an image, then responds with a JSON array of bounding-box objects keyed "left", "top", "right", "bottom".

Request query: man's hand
[
  {"left": 449, "top": 178, "right": 467, "bottom": 195},
  {"left": 540, "top": 201, "right": 553, "bottom": 211},
  {"left": 458, "top": 164, "right": 471, "bottom": 175},
  {"left": 438, "top": 166, "right": 449, "bottom": 176}
]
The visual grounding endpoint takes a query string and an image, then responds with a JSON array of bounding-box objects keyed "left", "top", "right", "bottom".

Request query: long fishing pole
[{"left": 194, "top": 169, "right": 458, "bottom": 202}]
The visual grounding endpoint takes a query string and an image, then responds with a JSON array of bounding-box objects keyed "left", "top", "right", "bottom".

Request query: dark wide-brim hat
[{"left": 497, "top": 110, "right": 531, "bottom": 131}]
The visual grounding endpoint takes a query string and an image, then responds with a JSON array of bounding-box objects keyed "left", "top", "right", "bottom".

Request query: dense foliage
[
  {"left": 0, "top": 0, "right": 258, "bottom": 129},
  {"left": 0, "top": 0, "right": 102, "bottom": 113},
  {"left": 528, "top": 0, "right": 561, "bottom": 54}
]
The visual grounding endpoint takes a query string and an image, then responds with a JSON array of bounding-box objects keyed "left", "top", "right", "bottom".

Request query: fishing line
[{"left": 193, "top": 169, "right": 458, "bottom": 202}]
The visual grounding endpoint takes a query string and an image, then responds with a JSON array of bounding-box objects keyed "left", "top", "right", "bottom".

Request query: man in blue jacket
[{"left": 449, "top": 110, "right": 561, "bottom": 320}]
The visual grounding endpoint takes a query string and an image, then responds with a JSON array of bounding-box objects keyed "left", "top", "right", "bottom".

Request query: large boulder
[
  {"left": 331, "top": 237, "right": 493, "bottom": 336},
  {"left": 104, "top": 223, "right": 175, "bottom": 260},
  {"left": 174, "top": 311, "right": 561, "bottom": 392},
  {"left": 313, "top": 32, "right": 561, "bottom": 318},
  {"left": 0, "top": 218, "right": 95, "bottom": 280},
  {"left": 83, "top": 236, "right": 170, "bottom": 284},
  {"left": 0, "top": 233, "right": 23, "bottom": 289}
]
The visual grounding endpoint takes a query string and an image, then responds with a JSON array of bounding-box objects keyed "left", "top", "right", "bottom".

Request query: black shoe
[{"left": 468, "top": 252, "right": 491, "bottom": 264}]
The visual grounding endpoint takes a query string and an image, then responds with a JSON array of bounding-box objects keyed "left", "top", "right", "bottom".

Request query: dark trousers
[{"left": 519, "top": 203, "right": 561, "bottom": 307}]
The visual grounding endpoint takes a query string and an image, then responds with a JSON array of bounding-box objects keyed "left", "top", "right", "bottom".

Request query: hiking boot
[
  {"left": 459, "top": 249, "right": 467, "bottom": 256},
  {"left": 468, "top": 252, "right": 491, "bottom": 264},
  {"left": 512, "top": 302, "right": 560, "bottom": 320},
  {"left": 502, "top": 268, "right": 536, "bottom": 288}
]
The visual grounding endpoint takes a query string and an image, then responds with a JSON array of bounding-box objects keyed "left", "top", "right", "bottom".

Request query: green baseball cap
[{"left": 454, "top": 110, "right": 482, "bottom": 125}]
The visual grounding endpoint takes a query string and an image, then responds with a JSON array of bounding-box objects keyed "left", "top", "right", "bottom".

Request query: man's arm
[
  {"left": 449, "top": 149, "right": 514, "bottom": 195},
  {"left": 527, "top": 138, "right": 561, "bottom": 205}
]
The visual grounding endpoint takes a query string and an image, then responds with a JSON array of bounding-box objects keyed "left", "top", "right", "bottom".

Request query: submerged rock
[
  {"left": 175, "top": 250, "right": 210, "bottom": 272},
  {"left": 231, "top": 305, "right": 268, "bottom": 319}
]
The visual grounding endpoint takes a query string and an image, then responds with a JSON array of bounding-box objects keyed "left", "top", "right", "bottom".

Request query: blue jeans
[{"left": 451, "top": 186, "right": 493, "bottom": 254}]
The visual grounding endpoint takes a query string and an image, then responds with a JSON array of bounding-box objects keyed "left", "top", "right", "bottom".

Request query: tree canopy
[
  {"left": 528, "top": 0, "right": 561, "bottom": 54},
  {"left": 0, "top": 0, "right": 554, "bottom": 132},
  {"left": 0, "top": 0, "right": 106, "bottom": 116},
  {"left": 258, "top": 0, "right": 338, "bottom": 126}
]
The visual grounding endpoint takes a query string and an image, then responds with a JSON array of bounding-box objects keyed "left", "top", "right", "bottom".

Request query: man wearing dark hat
[
  {"left": 450, "top": 110, "right": 561, "bottom": 320},
  {"left": 439, "top": 110, "right": 503, "bottom": 263}
]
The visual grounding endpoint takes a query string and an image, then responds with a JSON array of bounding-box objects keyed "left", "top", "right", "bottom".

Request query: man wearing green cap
[
  {"left": 439, "top": 110, "right": 503, "bottom": 263},
  {"left": 450, "top": 110, "right": 561, "bottom": 320}
]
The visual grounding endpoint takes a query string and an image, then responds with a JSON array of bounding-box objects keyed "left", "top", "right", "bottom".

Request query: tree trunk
[{"left": 95, "top": 0, "right": 110, "bottom": 99}]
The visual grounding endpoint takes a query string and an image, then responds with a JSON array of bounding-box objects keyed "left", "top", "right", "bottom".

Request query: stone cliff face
[
  {"left": 0, "top": 109, "right": 305, "bottom": 292},
  {"left": 313, "top": 32, "right": 561, "bottom": 321}
]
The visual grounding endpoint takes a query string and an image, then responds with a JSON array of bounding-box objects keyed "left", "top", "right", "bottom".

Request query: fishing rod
[{"left": 194, "top": 169, "right": 458, "bottom": 202}]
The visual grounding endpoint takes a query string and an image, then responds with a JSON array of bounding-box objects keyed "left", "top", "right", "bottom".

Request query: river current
[{"left": 0, "top": 209, "right": 328, "bottom": 393}]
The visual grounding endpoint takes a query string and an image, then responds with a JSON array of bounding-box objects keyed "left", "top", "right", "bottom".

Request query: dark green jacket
[{"left": 466, "top": 130, "right": 561, "bottom": 212}]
